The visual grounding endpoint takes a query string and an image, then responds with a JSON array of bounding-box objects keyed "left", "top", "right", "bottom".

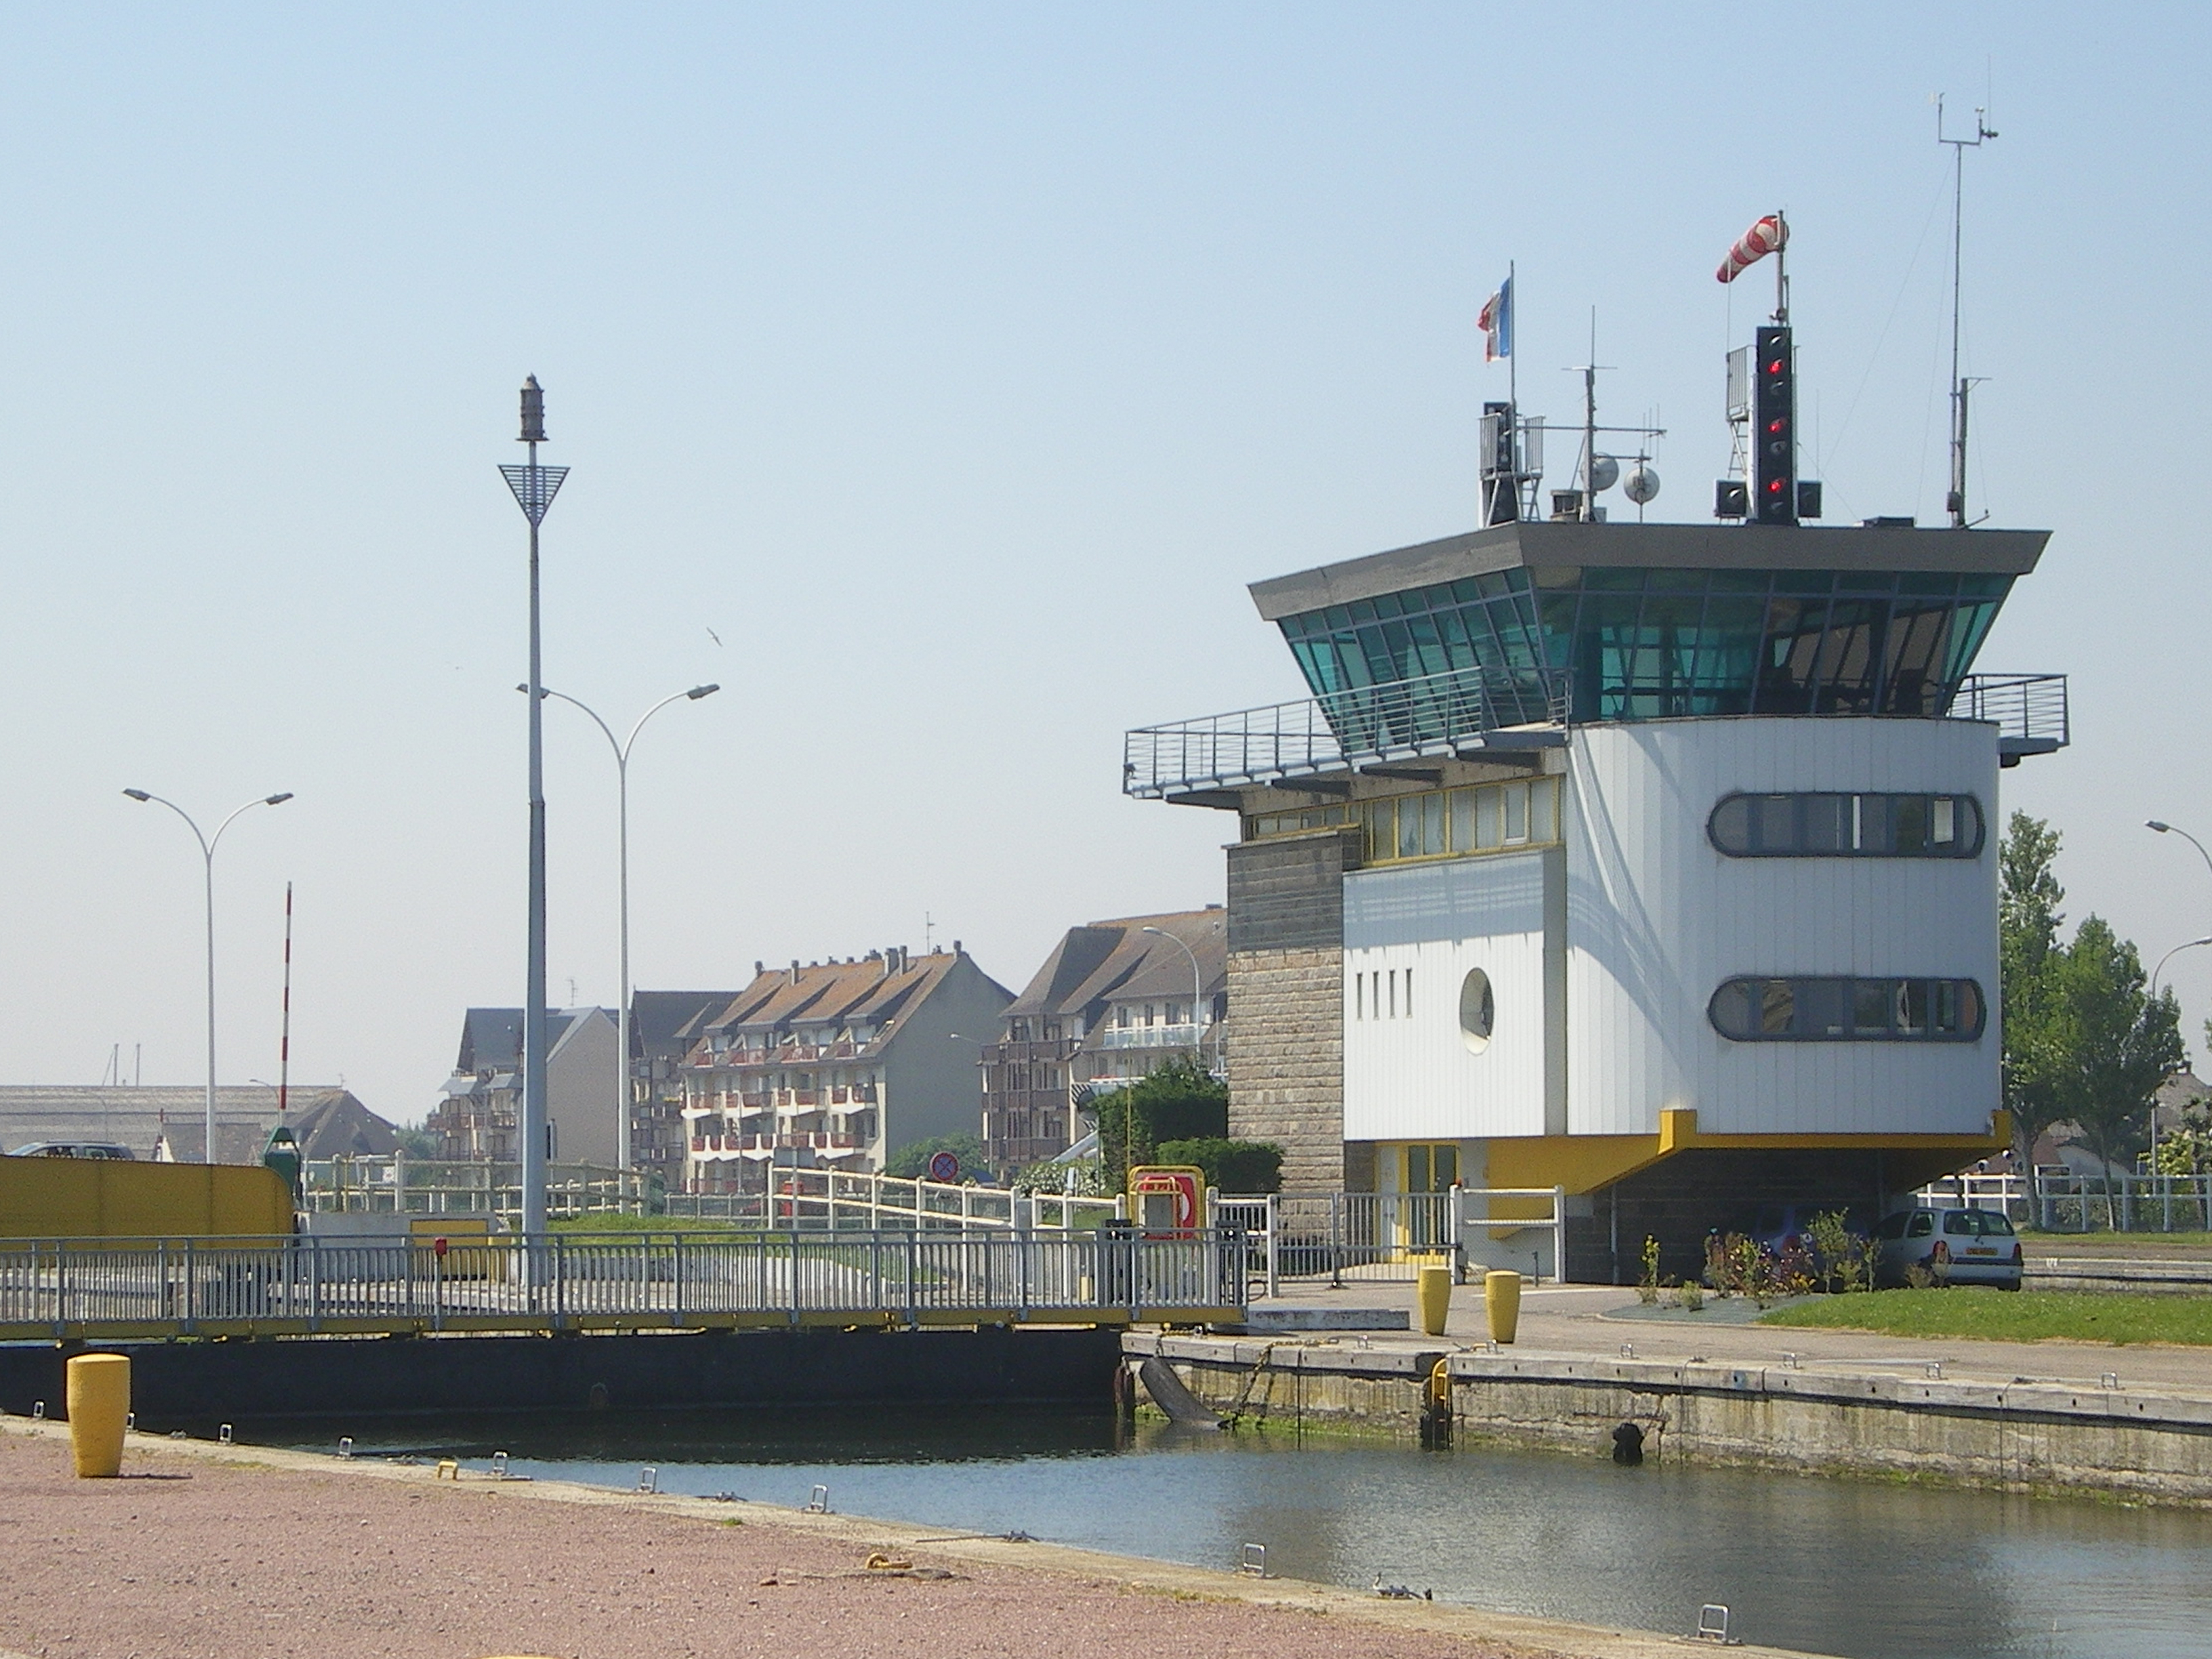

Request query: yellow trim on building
[{"left": 1481, "top": 1107, "right": 2009, "bottom": 1204}]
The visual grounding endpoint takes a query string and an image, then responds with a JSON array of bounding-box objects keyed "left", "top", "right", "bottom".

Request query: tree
[
  {"left": 1155, "top": 1136, "right": 1285, "bottom": 1193},
  {"left": 1090, "top": 1055, "right": 1228, "bottom": 1190},
  {"left": 884, "top": 1132, "right": 986, "bottom": 1182},
  {"left": 2049, "top": 918, "right": 2184, "bottom": 1226},
  {"left": 1999, "top": 813, "right": 2069, "bottom": 1182}
]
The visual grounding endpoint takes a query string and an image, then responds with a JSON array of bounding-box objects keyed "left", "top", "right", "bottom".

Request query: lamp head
[
  {"left": 123, "top": 788, "right": 150, "bottom": 802},
  {"left": 519, "top": 375, "right": 546, "bottom": 443},
  {"left": 265, "top": 793, "right": 294, "bottom": 806},
  {"left": 2150, "top": 821, "right": 2173, "bottom": 834},
  {"left": 688, "top": 684, "right": 720, "bottom": 699}
]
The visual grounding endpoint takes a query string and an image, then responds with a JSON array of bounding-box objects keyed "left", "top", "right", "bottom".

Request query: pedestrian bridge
[{"left": 0, "top": 1230, "right": 1246, "bottom": 1343}]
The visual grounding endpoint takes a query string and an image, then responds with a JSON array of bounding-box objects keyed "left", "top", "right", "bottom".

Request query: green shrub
[
  {"left": 1154, "top": 1137, "right": 1284, "bottom": 1193},
  {"left": 1092, "top": 1057, "right": 1228, "bottom": 1184}
]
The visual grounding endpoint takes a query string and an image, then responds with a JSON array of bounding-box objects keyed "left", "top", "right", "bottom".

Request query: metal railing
[
  {"left": 1918, "top": 1170, "right": 2212, "bottom": 1233},
  {"left": 1124, "top": 665, "right": 1563, "bottom": 799},
  {"left": 1946, "top": 673, "right": 2069, "bottom": 754},
  {"left": 0, "top": 1229, "right": 1246, "bottom": 1342},
  {"left": 663, "top": 1168, "right": 1124, "bottom": 1232},
  {"left": 303, "top": 1157, "right": 651, "bottom": 1216},
  {"left": 1262, "top": 1187, "right": 1564, "bottom": 1284}
]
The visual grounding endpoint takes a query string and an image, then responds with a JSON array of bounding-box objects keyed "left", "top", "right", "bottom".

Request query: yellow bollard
[
  {"left": 1484, "top": 1270, "right": 1522, "bottom": 1345},
  {"left": 65, "top": 1353, "right": 130, "bottom": 1478},
  {"left": 1415, "top": 1263, "right": 1452, "bottom": 1336}
]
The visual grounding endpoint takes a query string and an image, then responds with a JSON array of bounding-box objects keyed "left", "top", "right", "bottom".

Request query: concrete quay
[{"left": 1126, "top": 1282, "right": 2212, "bottom": 1504}]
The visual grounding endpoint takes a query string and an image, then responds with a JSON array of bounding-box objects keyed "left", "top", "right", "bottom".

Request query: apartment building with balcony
[
  {"left": 628, "top": 990, "right": 739, "bottom": 1186},
  {"left": 980, "top": 909, "right": 1226, "bottom": 1172},
  {"left": 428, "top": 1006, "right": 620, "bottom": 1166},
  {"left": 680, "top": 944, "right": 1012, "bottom": 1191}
]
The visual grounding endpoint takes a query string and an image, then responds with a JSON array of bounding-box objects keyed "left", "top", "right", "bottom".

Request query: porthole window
[
  {"left": 1458, "top": 968, "right": 1495, "bottom": 1054},
  {"left": 1708, "top": 977, "right": 1984, "bottom": 1042},
  {"left": 1708, "top": 792, "right": 1984, "bottom": 858}
]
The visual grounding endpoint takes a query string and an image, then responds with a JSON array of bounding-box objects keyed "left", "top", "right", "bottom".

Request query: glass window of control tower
[{"left": 1276, "top": 567, "right": 2013, "bottom": 726}]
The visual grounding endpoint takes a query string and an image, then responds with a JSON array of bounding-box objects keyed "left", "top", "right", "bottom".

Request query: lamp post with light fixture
[
  {"left": 499, "top": 377, "right": 568, "bottom": 1239},
  {"left": 122, "top": 789, "right": 293, "bottom": 1164},
  {"left": 1140, "top": 924, "right": 1221, "bottom": 1074},
  {"left": 521, "top": 681, "right": 720, "bottom": 1174}
]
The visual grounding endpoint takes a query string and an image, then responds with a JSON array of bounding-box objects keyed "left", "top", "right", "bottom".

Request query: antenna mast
[{"left": 1939, "top": 95, "right": 1996, "bottom": 528}]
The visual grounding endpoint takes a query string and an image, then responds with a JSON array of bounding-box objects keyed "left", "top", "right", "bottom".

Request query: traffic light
[{"left": 1752, "top": 325, "right": 1795, "bottom": 525}]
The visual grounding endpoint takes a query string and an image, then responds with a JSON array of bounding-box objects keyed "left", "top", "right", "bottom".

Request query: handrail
[{"left": 0, "top": 1229, "right": 1247, "bottom": 1340}]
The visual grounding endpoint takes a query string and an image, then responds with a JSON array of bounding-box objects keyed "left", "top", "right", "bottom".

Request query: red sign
[{"left": 928, "top": 1151, "right": 960, "bottom": 1183}]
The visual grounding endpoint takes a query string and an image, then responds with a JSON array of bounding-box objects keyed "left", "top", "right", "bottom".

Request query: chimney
[
  {"left": 953, "top": 939, "right": 963, "bottom": 956},
  {"left": 790, "top": 959, "right": 800, "bottom": 985},
  {"left": 754, "top": 960, "right": 764, "bottom": 977}
]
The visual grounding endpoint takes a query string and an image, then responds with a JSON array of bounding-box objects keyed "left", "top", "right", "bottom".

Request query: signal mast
[{"left": 1939, "top": 96, "right": 1997, "bottom": 529}]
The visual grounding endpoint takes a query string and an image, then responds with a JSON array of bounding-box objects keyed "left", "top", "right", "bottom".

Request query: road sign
[{"left": 928, "top": 1151, "right": 960, "bottom": 1183}]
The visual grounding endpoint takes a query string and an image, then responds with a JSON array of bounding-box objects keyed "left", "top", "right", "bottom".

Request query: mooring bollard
[
  {"left": 1416, "top": 1263, "right": 1452, "bottom": 1336},
  {"left": 1484, "top": 1270, "right": 1521, "bottom": 1345},
  {"left": 65, "top": 1353, "right": 130, "bottom": 1478}
]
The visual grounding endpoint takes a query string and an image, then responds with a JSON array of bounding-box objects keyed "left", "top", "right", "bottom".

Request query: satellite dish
[
  {"left": 1589, "top": 454, "right": 1621, "bottom": 493},
  {"left": 1623, "top": 463, "right": 1661, "bottom": 505}
]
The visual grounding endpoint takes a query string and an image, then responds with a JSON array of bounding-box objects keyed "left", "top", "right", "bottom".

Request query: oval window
[{"left": 1458, "top": 968, "right": 1495, "bottom": 1054}]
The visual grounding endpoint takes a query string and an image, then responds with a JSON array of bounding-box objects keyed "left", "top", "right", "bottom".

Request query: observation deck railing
[
  {"left": 1124, "top": 665, "right": 1565, "bottom": 800},
  {"left": 1125, "top": 668, "right": 2070, "bottom": 799},
  {"left": 1949, "top": 673, "right": 2069, "bottom": 759},
  {"left": 0, "top": 1228, "right": 1246, "bottom": 1342}
]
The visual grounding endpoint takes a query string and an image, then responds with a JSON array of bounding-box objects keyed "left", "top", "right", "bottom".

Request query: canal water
[{"left": 259, "top": 1408, "right": 2212, "bottom": 1659}]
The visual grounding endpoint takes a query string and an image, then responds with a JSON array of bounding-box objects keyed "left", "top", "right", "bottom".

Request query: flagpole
[{"left": 1507, "top": 260, "right": 1517, "bottom": 412}]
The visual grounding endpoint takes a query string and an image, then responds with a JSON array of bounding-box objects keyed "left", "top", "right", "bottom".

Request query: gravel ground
[{"left": 0, "top": 1427, "right": 1555, "bottom": 1659}]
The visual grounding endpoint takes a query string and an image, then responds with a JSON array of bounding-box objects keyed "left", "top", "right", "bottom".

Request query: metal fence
[
  {"left": 1917, "top": 1171, "right": 2212, "bottom": 1233},
  {"left": 0, "top": 1229, "right": 1247, "bottom": 1342},
  {"left": 303, "top": 1158, "right": 651, "bottom": 1217},
  {"left": 1261, "top": 1188, "right": 1564, "bottom": 1284},
  {"left": 663, "top": 1170, "right": 1124, "bottom": 1233}
]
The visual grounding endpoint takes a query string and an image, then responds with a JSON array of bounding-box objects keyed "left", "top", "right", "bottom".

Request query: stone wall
[{"left": 1227, "top": 947, "right": 1345, "bottom": 1193}]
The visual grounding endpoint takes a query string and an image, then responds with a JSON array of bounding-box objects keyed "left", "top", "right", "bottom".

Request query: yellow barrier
[
  {"left": 1416, "top": 1263, "right": 1452, "bottom": 1336},
  {"left": 1485, "top": 1269, "right": 1521, "bottom": 1345},
  {"left": 0, "top": 1158, "right": 292, "bottom": 1240},
  {"left": 65, "top": 1353, "right": 129, "bottom": 1477}
]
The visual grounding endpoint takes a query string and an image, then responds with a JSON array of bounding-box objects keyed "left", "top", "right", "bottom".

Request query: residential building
[
  {"left": 1124, "top": 365, "right": 2067, "bottom": 1280},
  {"left": 980, "top": 909, "right": 1227, "bottom": 1172},
  {"left": 628, "top": 991, "right": 739, "bottom": 1185},
  {"left": 0, "top": 1085, "right": 398, "bottom": 1165},
  {"left": 680, "top": 944, "right": 1012, "bottom": 1190},
  {"left": 428, "top": 1007, "right": 621, "bottom": 1166}
]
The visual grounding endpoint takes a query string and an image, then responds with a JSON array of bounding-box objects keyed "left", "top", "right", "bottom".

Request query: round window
[{"left": 1458, "top": 968, "right": 1494, "bottom": 1054}]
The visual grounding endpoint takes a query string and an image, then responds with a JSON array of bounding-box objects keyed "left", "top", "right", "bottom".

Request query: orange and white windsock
[{"left": 1715, "top": 213, "right": 1787, "bottom": 284}]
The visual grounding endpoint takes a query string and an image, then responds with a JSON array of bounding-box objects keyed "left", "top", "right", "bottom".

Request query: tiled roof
[{"left": 1005, "top": 910, "right": 1227, "bottom": 1019}]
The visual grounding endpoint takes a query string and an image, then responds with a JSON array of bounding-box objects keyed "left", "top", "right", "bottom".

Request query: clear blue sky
[{"left": 2, "top": 4, "right": 2205, "bottom": 1125}]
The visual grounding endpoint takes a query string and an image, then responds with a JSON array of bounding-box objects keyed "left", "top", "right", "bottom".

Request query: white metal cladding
[
  {"left": 1343, "top": 851, "right": 1555, "bottom": 1143},
  {"left": 1561, "top": 717, "right": 2001, "bottom": 1139}
]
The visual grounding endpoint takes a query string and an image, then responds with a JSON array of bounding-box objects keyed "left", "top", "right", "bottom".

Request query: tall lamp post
[
  {"left": 523, "top": 681, "right": 720, "bottom": 1172},
  {"left": 1140, "top": 924, "right": 1221, "bottom": 1074},
  {"left": 500, "top": 377, "right": 568, "bottom": 1240},
  {"left": 123, "top": 789, "right": 293, "bottom": 1164}
]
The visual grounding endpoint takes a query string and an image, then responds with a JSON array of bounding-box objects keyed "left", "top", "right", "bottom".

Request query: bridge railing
[{"left": 0, "top": 1229, "right": 1246, "bottom": 1340}]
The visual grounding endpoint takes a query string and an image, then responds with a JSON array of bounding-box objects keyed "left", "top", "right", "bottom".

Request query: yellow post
[
  {"left": 1416, "top": 1263, "right": 1452, "bottom": 1336},
  {"left": 65, "top": 1353, "right": 130, "bottom": 1478},
  {"left": 1484, "top": 1269, "right": 1521, "bottom": 1345}
]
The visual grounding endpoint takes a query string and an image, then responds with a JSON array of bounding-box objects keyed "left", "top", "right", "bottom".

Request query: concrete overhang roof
[{"left": 1248, "top": 520, "right": 2052, "bottom": 623}]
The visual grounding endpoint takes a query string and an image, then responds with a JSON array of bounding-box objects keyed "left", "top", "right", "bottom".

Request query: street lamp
[
  {"left": 1140, "top": 924, "right": 1221, "bottom": 1073},
  {"left": 521, "top": 681, "right": 720, "bottom": 1170},
  {"left": 123, "top": 789, "right": 293, "bottom": 1164},
  {"left": 499, "top": 377, "right": 569, "bottom": 1240}
]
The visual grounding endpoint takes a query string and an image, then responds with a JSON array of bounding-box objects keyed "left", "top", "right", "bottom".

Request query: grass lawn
[
  {"left": 2021, "top": 1230, "right": 2212, "bottom": 1257},
  {"left": 1760, "top": 1289, "right": 2212, "bottom": 1346}
]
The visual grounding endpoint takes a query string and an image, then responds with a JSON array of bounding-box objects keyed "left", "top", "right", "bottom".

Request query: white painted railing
[
  {"left": 1259, "top": 1187, "right": 1565, "bottom": 1285},
  {"left": 0, "top": 1229, "right": 1248, "bottom": 1340}
]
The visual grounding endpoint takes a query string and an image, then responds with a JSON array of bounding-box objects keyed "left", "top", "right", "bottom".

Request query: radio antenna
[{"left": 1938, "top": 94, "right": 1996, "bottom": 529}]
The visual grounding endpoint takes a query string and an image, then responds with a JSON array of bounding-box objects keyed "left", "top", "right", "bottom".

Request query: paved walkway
[{"left": 1250, "top": 1279, "right": 2212, "bottom": 1395}]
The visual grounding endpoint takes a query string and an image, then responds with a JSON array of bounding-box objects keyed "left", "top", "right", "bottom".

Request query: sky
[{"left": 2, "top": 3, "right": 2208, "bottom": 1127}]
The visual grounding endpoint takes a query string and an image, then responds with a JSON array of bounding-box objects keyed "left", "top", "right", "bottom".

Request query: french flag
[{"left": 1479, "top": 276, "right": 1513, "bottom": 363}]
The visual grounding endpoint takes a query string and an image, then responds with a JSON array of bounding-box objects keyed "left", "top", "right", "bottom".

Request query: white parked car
[{"left": 1872, "top": 1206, "right": 2023, "bottom": 1289}]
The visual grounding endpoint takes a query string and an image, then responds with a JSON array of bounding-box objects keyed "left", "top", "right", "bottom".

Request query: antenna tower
[{"left": 1939, "top": 95, "right": 1996, "bottom": 529}]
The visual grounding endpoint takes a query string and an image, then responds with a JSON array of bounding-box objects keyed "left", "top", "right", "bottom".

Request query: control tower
[{"left": 1124, "top": 318, "right": 2067, "bottom": 1283}]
